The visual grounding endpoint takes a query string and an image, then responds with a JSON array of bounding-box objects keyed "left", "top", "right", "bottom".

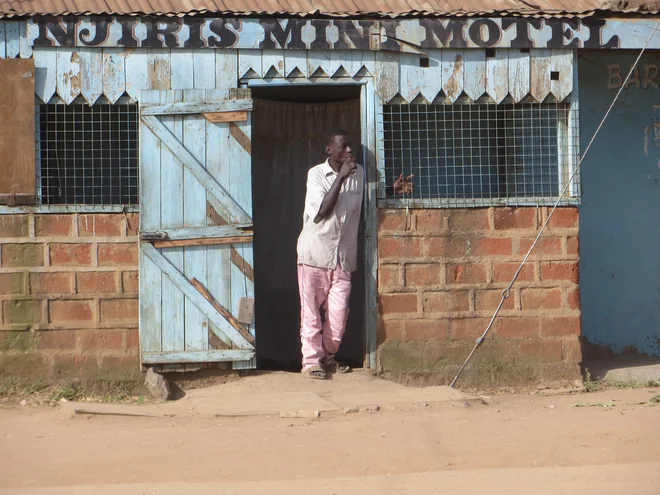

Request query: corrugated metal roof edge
[{"left": 1, "top": 8, "right": 659, "bottom": 19}]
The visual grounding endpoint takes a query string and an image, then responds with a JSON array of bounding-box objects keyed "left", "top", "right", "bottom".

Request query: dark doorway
[{"left": 251, "top": 84, "right": 364, "bottom": 371}]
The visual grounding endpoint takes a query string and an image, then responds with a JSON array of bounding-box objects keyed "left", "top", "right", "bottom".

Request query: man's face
[{"left": 327, "top": 134, "right": 353, "bottom": 164}]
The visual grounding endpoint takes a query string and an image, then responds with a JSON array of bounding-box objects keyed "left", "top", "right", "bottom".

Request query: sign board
[{"left": 27, "top": 17, "right": 660, "bottom": 51}]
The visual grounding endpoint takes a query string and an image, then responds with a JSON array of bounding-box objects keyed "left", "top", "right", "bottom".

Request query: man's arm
[
  {"left": 314, "top": 175, "right": 346, "bottom": 223},
  {"left": 314, "top": 159, "right": 357, "bottom": 223}
]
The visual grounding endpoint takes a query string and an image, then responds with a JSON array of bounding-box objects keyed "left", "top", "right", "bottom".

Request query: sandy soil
[{"left": 0, "top": 380, "right": 659, "bottom": 493}]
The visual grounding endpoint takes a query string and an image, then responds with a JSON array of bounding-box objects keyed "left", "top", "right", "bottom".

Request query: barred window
[
  {"left": 380, "top": 102, "right": 579, "bottom": 207},
  {"left": 38, "top": 103, "right": 139, "bottom": 205}
]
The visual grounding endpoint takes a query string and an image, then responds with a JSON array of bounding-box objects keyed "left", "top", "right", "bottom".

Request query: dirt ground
[{"left": 1, "top": 378, "right": 659, "bottom": 494}]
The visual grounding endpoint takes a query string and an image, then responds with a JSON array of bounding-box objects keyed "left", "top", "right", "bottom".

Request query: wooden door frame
[{"left": 246, "top": 78, "right": 379, "bottom": 370}]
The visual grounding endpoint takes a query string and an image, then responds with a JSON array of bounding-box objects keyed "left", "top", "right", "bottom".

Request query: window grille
[
  {"left": 37, "top": 103, "right": 139, "bottom": 205},
  {"left": 379, "top": 102, "right": 579, "bottom": 208}
]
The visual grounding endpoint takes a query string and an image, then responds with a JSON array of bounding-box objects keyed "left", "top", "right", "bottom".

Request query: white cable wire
[{"left": 450, "top": 19, "right": 660, "bottom": 388}]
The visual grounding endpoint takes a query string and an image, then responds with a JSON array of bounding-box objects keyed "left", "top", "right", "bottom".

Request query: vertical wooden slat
[
  {"left": 228, "top": 89, "right": 255, "bottom": 370},
  {"left": 238, "top": 50, "right": 261, "bottom": 80},
  {"left": 18, "top": 20, "right": 31, "bottom": 58},
  {"left": 362, "top": 80, "right": 378, "bottom": 369},
  {"left": 160, "top": 90, "right": 185, "bottom": 354},
  {"left": 33, "top": 48, "right": 57, "bottom": 104},
  {"left": 102, "top": 48, "right": 126, "bottom": 103},
  {"left": 307, "top": 50, "right": 334, "bottom": 77},
  {"left": 0, "top": 21, "right": 6, "bottom": 58},
  {"left": 147, "top": 48, "right": 170, "bottom": 90},
  {"left": 550, "top": 49, "right": 574, "bottom": 102},
  {"left": 442, "top": 49, "right": 464, "bottom": 103},
  {"left": 358, "top": 50, "right": 376, "bottom": 77},
  {"left": 509, "top": 49, "right": 531, "bottom": 103},
  {"left": 171, "top": 49, "right": 194, "bottom": 90},
  {"left": 5, "top": 21, "right": 19, "bottom": 58},
  {"left": 463, "top": 49, "right": 487, "bottom": 101},
  {"left": 530, "top": 49, "right": 552, "bottom": 103},
  {"left": 193, "top": 51, "right": 216, "bottom": 89},
  {"left": 205, "top": 89, "right": 233, "bottom": 348},
  {"left": 56, "top": 48, "right": 81, "bottom": 104},
  {"left": 215, "top": 49, "right": 238, "bottom": 89},
  {"left": 79, "top": 48, "right": 103, "bottom": 105},
  {"left": 399, "top": 53, "right": 420, "bottom": 103},
  {"left": 374, "top": 51, "right": 399, "bottom": 103},
  {"left": 124, "top": 48, "right": 149, "bottom": 101},
  {"left": 261, "top": 49, "right": 285, "bottom": 78},
  {"left": 140, "top": 248, "right": 163, "bottom": 355},
  {"left": 486, "top": 48, "right": 509, "bottom": 104},
  {"left": 418, "top": 49, "right": 442, "bottom": 103},
  {"left": 284, "top": 50, "right": 307, "bottom": 78},
  {"left": 139, "top": 90, "right": 163, "bottom": 355},
  {"left": 332, "top": 50, "right": 356, "bottom": 77},
  {"left": 182, "top": 89, "right": 209, "bottom": 352},
  {"left": 327, "top": 50, "right": 346, "bottom": 78}
]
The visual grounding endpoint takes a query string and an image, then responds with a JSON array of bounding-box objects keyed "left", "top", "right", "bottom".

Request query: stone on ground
[{"left": 145, "top": 368, "right": 171, "bottom": 401}]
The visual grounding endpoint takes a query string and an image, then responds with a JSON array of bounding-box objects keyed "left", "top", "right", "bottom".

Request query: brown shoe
[{"left": 324, "top": 359, "right": 352, "bottom": 374}]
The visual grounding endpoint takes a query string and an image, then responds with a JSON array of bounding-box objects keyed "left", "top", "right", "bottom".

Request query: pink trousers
[{"left": 297, "top": 264, "right": 352, "bottom": 369}]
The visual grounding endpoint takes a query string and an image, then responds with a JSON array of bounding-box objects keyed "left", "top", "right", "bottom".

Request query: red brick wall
[
  {"left": 0, "top": 213, "right": 140, "bottom": 385},
  {"left": 377, "top": 207, "right": 581, "bottom": 387}
]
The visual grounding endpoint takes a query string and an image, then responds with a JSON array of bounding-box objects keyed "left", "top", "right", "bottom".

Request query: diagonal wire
[{"left": 450, "top": 19, "right": 660, "bottom": 388}]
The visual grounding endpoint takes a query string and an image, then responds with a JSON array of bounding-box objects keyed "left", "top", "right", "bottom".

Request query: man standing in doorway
[{"left": 297, "top": 129, "right": 413, "bottom": 379}]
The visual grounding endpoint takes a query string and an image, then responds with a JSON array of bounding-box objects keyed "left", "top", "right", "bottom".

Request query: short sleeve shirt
[{"left": 296, "top": 160, "right": 364, "bottom": 272}]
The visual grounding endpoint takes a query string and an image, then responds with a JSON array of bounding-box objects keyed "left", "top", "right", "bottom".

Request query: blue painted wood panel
[
  {"left": 579, "top": 52, "right": 660, "bottom": 356},
  {"left": 139, "top": 89, "right": 255, "bottom": 366}
]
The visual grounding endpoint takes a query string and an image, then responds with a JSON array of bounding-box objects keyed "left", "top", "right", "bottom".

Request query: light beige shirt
[{"left": 297, "top": 160, "right": 364, "bottom": 272}]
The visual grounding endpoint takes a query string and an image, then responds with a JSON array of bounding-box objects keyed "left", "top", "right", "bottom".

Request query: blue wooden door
[{"left": 138, "top": 89, "right": 256, "bottom": 369}]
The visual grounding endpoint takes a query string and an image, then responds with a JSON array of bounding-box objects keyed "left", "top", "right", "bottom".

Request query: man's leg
[
  {"left": 298, "top": 264, "right": 331, "bottom": 370},
  {"left": 321, "top": 267, "right": 352, "bottom": 365}
]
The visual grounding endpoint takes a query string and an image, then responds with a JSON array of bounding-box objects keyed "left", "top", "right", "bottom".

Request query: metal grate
[
  {"left": 380, "top": 102, "right": 579, "bottom": 207},
  {"left": 38, "top": 103, "right": 139, "bottom": 205}
]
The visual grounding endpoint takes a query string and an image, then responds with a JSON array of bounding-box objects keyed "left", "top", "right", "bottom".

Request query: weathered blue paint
[{"left": 579, "top": 52, "right": 660, "bottom": 355}]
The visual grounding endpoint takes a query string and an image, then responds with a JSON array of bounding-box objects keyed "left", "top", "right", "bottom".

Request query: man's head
[{"left": 325, "top": 128, "right": 353, "bottom": 165}]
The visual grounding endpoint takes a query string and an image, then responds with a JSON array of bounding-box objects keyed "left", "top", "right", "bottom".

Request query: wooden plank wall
[{"left": 0, "top": 20, "right": 575, "bottom": 104}]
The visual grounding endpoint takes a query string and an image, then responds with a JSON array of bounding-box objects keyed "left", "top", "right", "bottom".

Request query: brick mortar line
[
  {"left": 92, "top": 242, "right": 99, "bottom": 268},
  {"left": 378, "top": 230, "right": 580, "bottom": 235},
  {"left": 0, "top": 267, "right": 137, "bottom": 273},
  {"left": 0, "top": 294, "right": 138, "bottom": 301},
  {"left": 0, "top": 322, "right": 139, "bottom": 331},
  {"left": 381, "top": 316, "right": 581, "bottom": 324},
  {"left": 72, "top": 213, "right": 80, "bottom": 237},
  {"left": 0, "top": 237, "right": 138, "bottom": 242},
  {"left": 379, "top": 258, "right": 580, "bottom": 264},
  {"left": 379, "top": 281, "right": 580, "bottom": 288},
  {"left": 377, "top": 229, "right": 579, "bottom": 236},
  {"left": 0, "top": 349, "right": 140, "bottom": 357}
]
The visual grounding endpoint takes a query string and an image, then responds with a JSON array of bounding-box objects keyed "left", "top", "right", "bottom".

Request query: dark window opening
[
  {"left": 382, "top": 103, "right": 571, "bottom": 201},
  {"left": 38, "top": 103, "right": 139, "bottom": 205}
]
